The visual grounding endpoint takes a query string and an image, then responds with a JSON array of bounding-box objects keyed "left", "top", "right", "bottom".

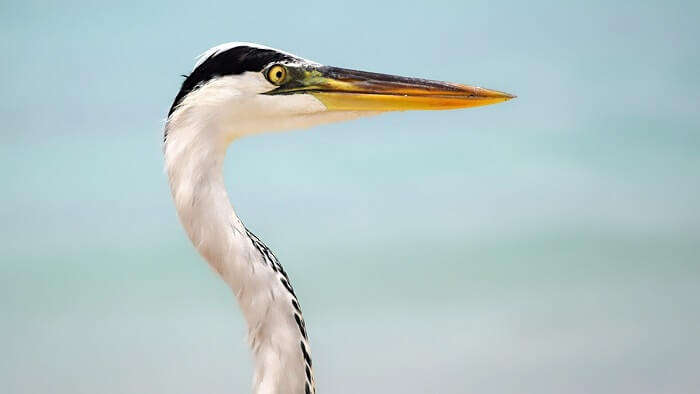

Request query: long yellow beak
[{"left": 267, "top": 65, "right": 515, "bottom": 111}]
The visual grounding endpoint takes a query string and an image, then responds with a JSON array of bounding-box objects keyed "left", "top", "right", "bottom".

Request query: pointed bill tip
[{"left": 472, "top": 87, "right": 517, "bottom": 100}]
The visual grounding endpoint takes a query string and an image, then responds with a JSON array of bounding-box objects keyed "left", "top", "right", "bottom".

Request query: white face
[{"left": 217, "top": 70, "right": 329, "bottom": 120}]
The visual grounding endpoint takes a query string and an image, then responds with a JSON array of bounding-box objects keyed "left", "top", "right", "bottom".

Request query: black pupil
[{"left": 275, "top": 70, "right": 282, "bottom": 79}]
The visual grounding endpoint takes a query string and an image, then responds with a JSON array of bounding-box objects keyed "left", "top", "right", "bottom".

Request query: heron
[{"left": 163, "top": 42, "right": 514, "bottom": 394}]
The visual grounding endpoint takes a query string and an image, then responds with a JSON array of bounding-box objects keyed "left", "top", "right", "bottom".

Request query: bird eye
[{"left": 267, "top": 65, "right": 287, "bottom": 85}]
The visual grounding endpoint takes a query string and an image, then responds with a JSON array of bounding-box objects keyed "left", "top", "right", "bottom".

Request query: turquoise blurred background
[{"left": 1, "top": 1, "right": 699, "bottom": 393}]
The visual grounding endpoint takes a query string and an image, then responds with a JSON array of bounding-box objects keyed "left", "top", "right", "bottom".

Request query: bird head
[{"left": 166, "top": 42, "right": 515, "bottom": 141}]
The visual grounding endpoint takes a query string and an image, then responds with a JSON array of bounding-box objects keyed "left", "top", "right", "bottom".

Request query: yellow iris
[{"left": 267, "top": 65, "right": 287, "bottom": 85}]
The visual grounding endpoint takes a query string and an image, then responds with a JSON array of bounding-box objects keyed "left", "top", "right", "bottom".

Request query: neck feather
[{"left": 164, "top": 104, "right": 315, "bottom": 394}]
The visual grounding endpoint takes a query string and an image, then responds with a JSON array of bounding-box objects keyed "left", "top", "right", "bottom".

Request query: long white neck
[{"left": 164, "top": 98, "right": 315, "bottom": 394}]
